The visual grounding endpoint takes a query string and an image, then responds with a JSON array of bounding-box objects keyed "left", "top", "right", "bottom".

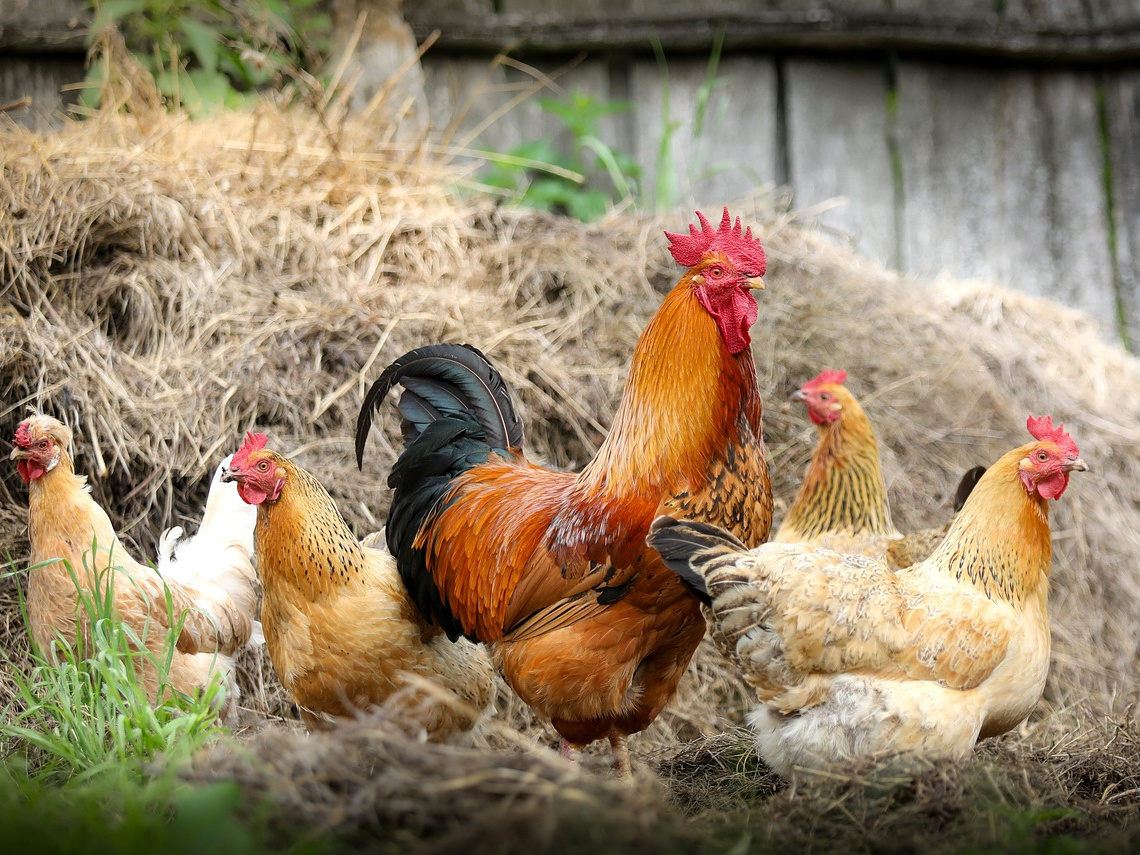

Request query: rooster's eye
[
  {"left": 1037, "top": 451, "right": 1049, "bottom": 462},
  {"left": 709, "top": 266, "right": 723, "bottom": 278}
]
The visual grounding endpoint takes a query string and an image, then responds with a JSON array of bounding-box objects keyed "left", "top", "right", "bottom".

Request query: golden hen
[
  {"left": 649, "top": 415, "right": 1086, "bottom": 778},
  {"left": 222, "top": 432, "right": 494, "bottom": 738},
  {"left": 9, "top": 413, "right": 258, "bottom": 716},
  {"left": 775, "top": 368, "right": 983, "bottom": 567},
  {"left": 355, "top": 208, "right": 774, "bottom": 775}
]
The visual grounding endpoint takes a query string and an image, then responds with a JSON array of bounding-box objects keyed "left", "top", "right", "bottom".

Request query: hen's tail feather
[
  {"left": 647, "top": 516, "right": 752, "bottom": 606},
  {"left": 954, "top": 465, "right": 987, "bottom": 513},
  {"left": 355, "top": 343, "right": 523, "bottom": 470}
]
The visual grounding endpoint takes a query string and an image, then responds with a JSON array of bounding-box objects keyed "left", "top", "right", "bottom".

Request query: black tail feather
[
  {"left": 953, "top": 465, "right": 987, "bottom": 513},
  {"left": 647, "top": 516, "right": 750, "bottom": 606},
  {"left": 354, "top": 343, "right": 525, "bottom": 642},
  {"left": 355, "top": 343, "right": 523, "bottom": 470}
]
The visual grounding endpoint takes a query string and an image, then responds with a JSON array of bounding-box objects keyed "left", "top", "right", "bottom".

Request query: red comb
[
  {"left": 1026, "top": 415, "right": 1079, "bottom": 458},
  {"left": 665, "top": 207, "right": 767, "bottom": 275},
  {"left": 232, "top": 432, "right": 269, "bottom": 470},
  {"left": 802, "top": 368, "right": 847, "bottom": 391},
  {"left": 13, "top": 420, "right": 32, "bottom": 449}
]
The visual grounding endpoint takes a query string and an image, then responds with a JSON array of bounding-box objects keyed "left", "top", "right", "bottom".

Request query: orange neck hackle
[
  {"left": 929, "top": 444, "right": 1055, "bottom": 607},
  {"left": 781, "top": 383, "right": 896, "bottom": 540},
  {"left": 579, "top": 272, "right": 762, "bottom": 503},
  {"left": 252, "top": 454, "right": 371, "bottom": 601}
]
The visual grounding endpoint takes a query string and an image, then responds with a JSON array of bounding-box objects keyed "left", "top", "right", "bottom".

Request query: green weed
[
  {"left": 83, "top": 0, "right": 331, "bottom": 115},
  {"left": 0, "top": 547, "right": 228, "bottom": 784},
  {"left": 476, "top": 89, "right": 640, "bottom": 222}
]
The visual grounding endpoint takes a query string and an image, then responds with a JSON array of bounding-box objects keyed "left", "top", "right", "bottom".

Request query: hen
[
  {"left": 9, "top": 414, "right": 258, "bottom": 716},
  {"left": 355, "top": 209, "right": 774, "bottom": 775},
  {"left": 648, "top": 415, "right": 1086, "bottom": 778},
  {"left": 222, "top": 432, "right": 494, "bottom": 737},
  {"left": 775, "top": 368, "right": 983, "bottom": 567}
]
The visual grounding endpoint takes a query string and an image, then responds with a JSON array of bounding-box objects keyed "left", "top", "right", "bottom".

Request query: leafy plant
[
  {"left": 477, "top": 89, "right": 640, "bottom": 222},
  {"left": 84, "top": 0, "right": 332, "bottom": 115}
]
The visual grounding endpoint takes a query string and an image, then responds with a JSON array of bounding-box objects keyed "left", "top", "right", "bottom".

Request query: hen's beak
[
  {"left": 748, "top": 276, "right": 765, "bottom": 291},
  {"left": 9, "top": 446, "right": 28, "bottom": 461},
  {"left": 220, "top": 466, "right": 238, "bottom": 483},
  {"left": 1064, "top": 456, "right": 1089, "bottom": 473},
  {"left": 790, "top": 389, "right": 806, "bottom": 402}
]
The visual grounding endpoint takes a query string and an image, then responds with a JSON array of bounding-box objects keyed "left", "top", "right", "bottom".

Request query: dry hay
[{"left": 2, "top": 72, "right": 1140, "bottom": 849}]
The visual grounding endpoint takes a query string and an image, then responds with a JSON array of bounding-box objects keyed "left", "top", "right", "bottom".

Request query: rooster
[
  {"left": 9, "top": 414, "right": 258, "bottom": 717},
  {"left": 648, "top": 415, "right": 1087, "bottom": 778},
  {"left": 355, "top": 208, "right": 773, "bottom": 776},
  {"left": 221, "top": 432, "right": 495, "bottom": 738},
  {"left": 775, "top": 368, "right": 984, "bottom": 568}
]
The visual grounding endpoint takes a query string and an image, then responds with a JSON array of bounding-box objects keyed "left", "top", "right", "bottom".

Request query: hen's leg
[
  {"left": 559, "top": 738, "right": 580, "bottom": 766},
  {"left": 609, "top": 734, "right": 631, "bottom": 780}
]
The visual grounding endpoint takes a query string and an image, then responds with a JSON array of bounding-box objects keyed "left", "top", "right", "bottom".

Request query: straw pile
[{"left": 2, "top": 58, "right": 1140, "bottom": 849}]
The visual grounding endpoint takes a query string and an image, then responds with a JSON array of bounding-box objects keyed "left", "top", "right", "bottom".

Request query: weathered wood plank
[
  {"left": 627, "top": 54, "right": 779, "bottom": 211},
  {"left": 0, "top": 0, "right": 88, "bottom": 51},
  {"left": 403, "top": 9, "right": 1140, "bottom": 63},
  {"left": 895, "top": 62, "right": 1115, "bottom": 331},
  {"left": 419, "top": 56, "right": 616, "bottom": 171},
  {"left": 0, "top": 55, "right": 85, "bottom": 128},
  {"left": 1006, "top": 71, "right": 1114, "bottom": 326},
  {"left": 894, "top": 63, "right": 1003, "bottom": 283},
  {"left": 1105, "top": 70, "right": 1140, "bottom": 345},
  {"left": 784, "top": 57, "right": 897, "bottom": 267}
]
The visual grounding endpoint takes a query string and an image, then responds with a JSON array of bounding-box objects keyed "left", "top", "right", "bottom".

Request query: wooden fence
[{"left": 4, "top": 0, "right": 1140, "bottom": 346}]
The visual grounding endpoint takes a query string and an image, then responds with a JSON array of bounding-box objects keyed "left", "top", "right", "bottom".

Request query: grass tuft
[{"left": 0, "top": 550, "right": 227, "bottom": 785}]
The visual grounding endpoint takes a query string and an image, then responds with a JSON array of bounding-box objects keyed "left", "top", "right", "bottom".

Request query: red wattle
[{"left": 17, "top": 459, "right": 44, "bottom": 483}]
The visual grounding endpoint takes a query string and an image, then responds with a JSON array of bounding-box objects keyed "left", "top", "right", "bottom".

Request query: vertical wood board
[
  {"left": 0, "top": 56, "right": 85, "bottom": 128},
  {"left": 784, "top": 56, "right": 897, "bottom": 267},
  {"left": 896, "top": 62, "right": 1114, "bottom": 331},
  {"left": 1105, "top": 70, "right": 1140, "bottom": 345},
  {"left": 628, "top": 54, "right": 779, "bottom": 211}
]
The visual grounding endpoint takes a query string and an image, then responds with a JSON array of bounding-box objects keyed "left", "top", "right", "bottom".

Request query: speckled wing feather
[{"left": 649, "top": 518, "right": 1013, "bottom": 708}]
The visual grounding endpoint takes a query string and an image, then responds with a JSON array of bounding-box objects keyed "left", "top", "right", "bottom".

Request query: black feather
[
  {"left": 355, "top": 343, "right": 525, "bottom": 642},
  {"left": 646, "top": 516, "right": 750, "bottom": 606},
  {"left": 954, "top": 465, "right": 987, "bottom": 513},
  {"left": 384, "top": 413, "right": 496, "bottom": 640},
  {"left": 355, "top": 343, "right": 523, "bottom": 469}
]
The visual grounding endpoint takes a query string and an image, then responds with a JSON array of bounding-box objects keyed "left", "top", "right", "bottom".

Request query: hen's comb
[
  {"left": 665, "top": 207, "right": 767, "bottom": 275},
  {"left": 802, "top": 368, "right": 848, "bottom": 390},
  {"left": 1026, "top": 415, "right": 1079, "bottom": 457},
  {"left": 232, "top": 431, "right": 269, "bottom": 470},
  {"left": 13, "top": 420, "right": 32, "bottom": 449}
]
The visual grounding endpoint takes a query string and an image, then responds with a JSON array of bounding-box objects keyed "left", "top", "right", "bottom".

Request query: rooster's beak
[
  {"left": 9, "top": 446, "right": 28, "bottom": 461},
  {"left": 748, "top": 277, "right": 765, "bottom": 291},
  {"left": 790, "top": 389, "right": 806, "bottom": 402}
]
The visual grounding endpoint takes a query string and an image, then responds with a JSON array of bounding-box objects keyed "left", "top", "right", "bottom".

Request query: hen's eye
[
  {"left": 819, "top": 393, "right": 830, "bottom": 401},
  {"left": 1037, "top": 451, "right": 1049, "bottom": 462},
  {"left": 38, "top": 439, "right": 49, "bottom": 449},
  {"left": 257, "top": 461, "right": 269, "bottom": 472}
]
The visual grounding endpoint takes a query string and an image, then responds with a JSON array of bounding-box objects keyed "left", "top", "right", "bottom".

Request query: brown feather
[{"left": 248, "top": 450, "right": 495, "bottom": 739}]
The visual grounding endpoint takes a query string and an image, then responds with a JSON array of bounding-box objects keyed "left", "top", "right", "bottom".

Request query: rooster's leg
[
  {"left": 609, "top": 734, "right": 631, "bottom": 780},
  {"left": 559, "top": 738, "right": 580, "bottom": 766}
]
